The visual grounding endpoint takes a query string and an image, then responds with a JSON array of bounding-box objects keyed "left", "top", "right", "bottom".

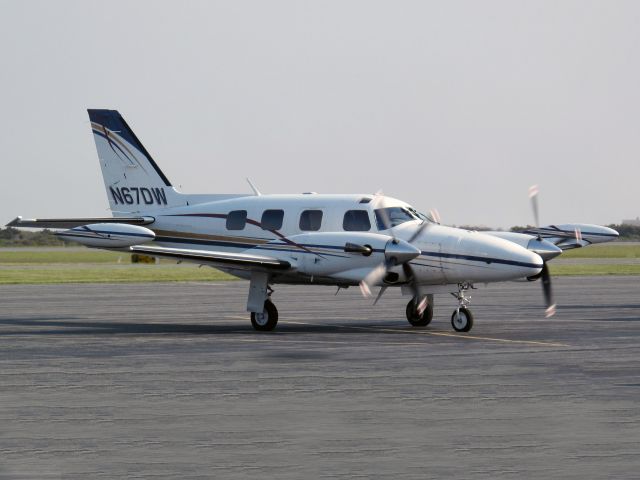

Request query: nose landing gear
[{"left": 451, "top": 283, "right": 474, "bottom": 332}]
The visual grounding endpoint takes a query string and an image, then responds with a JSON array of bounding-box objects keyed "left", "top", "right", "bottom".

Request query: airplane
[{"left": 7, "top": 109, "right": 619, "bottom": 333}]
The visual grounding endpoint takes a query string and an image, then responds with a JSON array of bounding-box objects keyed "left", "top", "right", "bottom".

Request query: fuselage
[{"left": 124, "top": 193, "right": 543, "bottom": 287}]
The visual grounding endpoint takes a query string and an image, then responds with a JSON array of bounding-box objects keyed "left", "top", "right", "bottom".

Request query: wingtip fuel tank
[{"left": 56, "top": 223, "right": 155, "bottom": 248}]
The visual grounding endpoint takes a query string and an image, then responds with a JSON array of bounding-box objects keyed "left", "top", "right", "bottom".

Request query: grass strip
[
  {"left": 560, "top": 244, "right": 640, "bottom": 259},
  {"left": 0, "top": 250, "right": 127, "bottom": 264},
  {"left": 549, "top": 264, "right": 640, "bottom": 276},
  {"left": 0, "top": 265, "right": 236, "bottom": 284}
]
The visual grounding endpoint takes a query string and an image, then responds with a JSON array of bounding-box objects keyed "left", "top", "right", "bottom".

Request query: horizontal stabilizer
[
  {"left": 130, "top": 245, "right": 291, "bottom": 271},
  {"left": 7, "top": 216, "right": 155, "bottom": 229}
]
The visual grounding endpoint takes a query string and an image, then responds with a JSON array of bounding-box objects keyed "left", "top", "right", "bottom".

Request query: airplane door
[
  {"left": 417, "top": 237, "right": 446, "bottom": 283},
  {"left": 297, "top": 208, "right": 327, "bottom": 275}
]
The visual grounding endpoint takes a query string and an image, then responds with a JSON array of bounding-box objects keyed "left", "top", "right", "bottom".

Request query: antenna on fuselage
[{"left": 246, "top": 178, "right": 262, "bottom": 196}]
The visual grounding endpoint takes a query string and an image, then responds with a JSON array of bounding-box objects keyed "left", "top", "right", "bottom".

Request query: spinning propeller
[
  {"left": 528, "top": 185, "right": 557, "bottom": 318},
  {"left": 357, "top": 192, "right": 433, "bottom": 315}
]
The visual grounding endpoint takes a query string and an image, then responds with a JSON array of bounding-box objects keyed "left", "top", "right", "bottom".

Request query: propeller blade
[
  {"left": 408, "top": 219, "right": 431, "bottom": 243},
  {"left": 372, "top": 197, "right": 392, "bottom": 232},
  {"left": 401, "top": 263, "right": 418, "bottom": 298},
  {"left": 359, "top": 281, "right": 372, "bottom": 297},
  {"left": 359, "top": 263, "right": 387, "bottom": 297},
  {"left": 373, "top": 286, "right": 388, "bottom": 305},
  {"left": 416, "top": 296, "right": 428, "bottom": 316},
  {"left": 541, "top": 262, "right": 556, "bottom": 317},
  {"left": 429, "top": 208, "right": 441, "bottom": 225},
  {"left": 402, "top": 263, "right": 428, "bottom": 315},
  {"left": 575, "top": 227, "right": 582, "bottom": 243},
  {"left": 529, "top": 184, "right": 540, "bottom": 228}
]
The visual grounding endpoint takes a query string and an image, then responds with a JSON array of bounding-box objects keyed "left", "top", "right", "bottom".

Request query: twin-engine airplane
[{"left": 8, "top": 110, "right": 619, "bottom": 332}]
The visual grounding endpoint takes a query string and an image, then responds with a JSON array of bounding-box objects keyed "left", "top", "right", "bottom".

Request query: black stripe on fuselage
[
  {"left": 149, "top": 235, "right": 541, "bottom": 268},
  {"left": 419, "top": 250, "right": 542, "bottom": 269}
]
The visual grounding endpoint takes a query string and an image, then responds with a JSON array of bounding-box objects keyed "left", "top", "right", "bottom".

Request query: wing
[
  {"left": 130, "top": 245, "right": 291, "bottom": 271},
  {"left": 7, "top": 216, "right": 154, "bottom": 229},
  {"left": 522, "top": 224, "right": 619, "bottom": 250}
]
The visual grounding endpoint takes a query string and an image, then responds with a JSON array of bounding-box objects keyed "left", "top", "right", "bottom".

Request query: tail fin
[{"left": 88, "top": 109, "right": 181, "bottom": 214}]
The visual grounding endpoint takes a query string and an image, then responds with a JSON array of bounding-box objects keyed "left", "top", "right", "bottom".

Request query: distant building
[{"left": 622, "top": 217, "right": 640, "bottom": 226}]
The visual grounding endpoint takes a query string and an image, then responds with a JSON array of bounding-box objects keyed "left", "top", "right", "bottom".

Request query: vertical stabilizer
[{"left": 88, "top": 109, "right": 182, "bottom": 214}]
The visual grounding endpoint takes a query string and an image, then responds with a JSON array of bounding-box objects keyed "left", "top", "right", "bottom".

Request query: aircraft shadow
[{"left": 0, "top": 317, "right": 411, "bottom": 337}]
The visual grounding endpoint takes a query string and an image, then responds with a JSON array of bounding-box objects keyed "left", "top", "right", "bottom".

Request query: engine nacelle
[
  {"left": 56, "top": 223, "right": 155, "bottom": 248},
  {"left": 483, "top": 231, "right": 562, "bottom": 261}
]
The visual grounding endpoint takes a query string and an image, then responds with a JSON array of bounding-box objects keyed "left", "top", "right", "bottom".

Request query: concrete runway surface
[{"left": 1, "top": 277, "right": 639, "bottom": 479}]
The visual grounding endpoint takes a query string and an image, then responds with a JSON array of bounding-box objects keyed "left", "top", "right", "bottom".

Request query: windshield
[
  {"left": 408, "top": 207, "right": 436, "bottom": 223},
  {"left": 374, "top": 207, "right": 420, "bottom": 230}
]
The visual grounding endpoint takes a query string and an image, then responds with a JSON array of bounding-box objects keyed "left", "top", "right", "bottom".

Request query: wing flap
[
  {"left": 130, "top": 245, "right": 291, "bottom": 271},
  {"left": 7, "top": 216, "right": 155, "bottom": 229}
]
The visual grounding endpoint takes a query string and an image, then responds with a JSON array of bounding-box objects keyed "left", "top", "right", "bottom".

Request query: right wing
[
  {"left": 130, "top": 245, "right": 292, "bottom": 272},
  {"left": 522, "top": 224, "right": 619, "bottom": 249}
]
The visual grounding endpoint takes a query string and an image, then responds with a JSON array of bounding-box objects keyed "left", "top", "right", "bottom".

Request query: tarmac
[{"left": 1, "top": 277, "right": 639, "bottom": 479}]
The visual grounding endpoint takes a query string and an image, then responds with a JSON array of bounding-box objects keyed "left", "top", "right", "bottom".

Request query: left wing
[
  {"left": 7, "top": 216, "right": 154, "bottom": 229},
  {"left": 130, "top": 245, "right": 292, "bottom": 272}
]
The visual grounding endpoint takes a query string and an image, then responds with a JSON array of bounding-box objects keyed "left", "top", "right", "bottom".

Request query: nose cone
[
  {"left": 385, "top": 238, "right": 421, "bottom": 265},
  {"left": 527, "top": 238, "right": 563, "bottom": 261},
  {"left": 511, "top": 249, "right": 545, "bottom": 279}
]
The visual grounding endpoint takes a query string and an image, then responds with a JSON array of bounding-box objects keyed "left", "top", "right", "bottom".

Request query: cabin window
[
  {"left": 343, "top": 210, "right": 371, "bottom": 231},
  {"left": 261, "top": 209, "right": 284, "bottom": 230},
  {"left": 226, "top": 210, "right": 247, "bottom": 230},
  {"left": 299, "top": 210, "right": 323, "bottom": 231}
]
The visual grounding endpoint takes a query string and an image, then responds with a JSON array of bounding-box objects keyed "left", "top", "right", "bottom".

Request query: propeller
[
  {"left": 357, "top": 191, "right": 434, "bottom": 316},
  {"left": 528, "top": 185, "right": 557, "bottom": 317},
  {"left": 529, "top": 185, "right": 540, "bottom": 229},
  {"left": 574, "top": 227, "right": 582, "bottom": 244},
  {"left": 541, "top": 263, "right": 556, "bottom": 318}
]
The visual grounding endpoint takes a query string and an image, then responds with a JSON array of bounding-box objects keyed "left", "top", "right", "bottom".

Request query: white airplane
[{"left": 8, "top": 110, "right": 619, "bottom": 332}]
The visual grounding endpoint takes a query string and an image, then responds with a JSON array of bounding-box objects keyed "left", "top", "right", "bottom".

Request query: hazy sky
[{"left": 1, "top": 0, "right": 638, "bottom": 228}]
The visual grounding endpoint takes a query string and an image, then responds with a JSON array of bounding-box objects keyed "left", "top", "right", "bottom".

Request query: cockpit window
[
  {"left": 374, "top": 207, "right": 420, "bottom": 230},
  {"left": 408, "top": 207, "right": 434, "bottom": 223}
]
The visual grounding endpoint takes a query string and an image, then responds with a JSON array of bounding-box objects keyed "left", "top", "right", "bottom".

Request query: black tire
[
  {"left": 451, "top": 307, "right": 473, "bottom": 332},
  {"left": 250, "top": 299, "right": 278, "bottom": 331},
  {"left": 406, "top": 298, "right": 433, "bottom": 327}
]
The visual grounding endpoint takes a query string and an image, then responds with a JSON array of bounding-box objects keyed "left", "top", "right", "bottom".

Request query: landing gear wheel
[
  {"left": 251, "top": 299, "right": 278, "bottom": 331},
  {"left": 451, "top": 307, "right": 473, "bottom": 332},
  {"left": 406, "top": 298, "right": 433, "bottom": 327}
]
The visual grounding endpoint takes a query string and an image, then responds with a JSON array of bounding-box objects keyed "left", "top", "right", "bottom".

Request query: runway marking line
[
  {"left": 283, "top": 320, "right": 569, "bottom": 347},
  {"left": 225, "top": 317, "right": 568, "bottom": 347},
  {"left": 219, "top": 338, "right": 431, "bottom": 347}
]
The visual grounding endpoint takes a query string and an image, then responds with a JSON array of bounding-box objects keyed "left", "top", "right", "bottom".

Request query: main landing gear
[
  {"left": 247, "top": 272, "right": 278, "bottom": 332},
  {"left": 405, "top": 295, "right": 433, "bottom": 327},
  {"left": 250, "top": 298, "right": 279, "bottom": 331}
]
